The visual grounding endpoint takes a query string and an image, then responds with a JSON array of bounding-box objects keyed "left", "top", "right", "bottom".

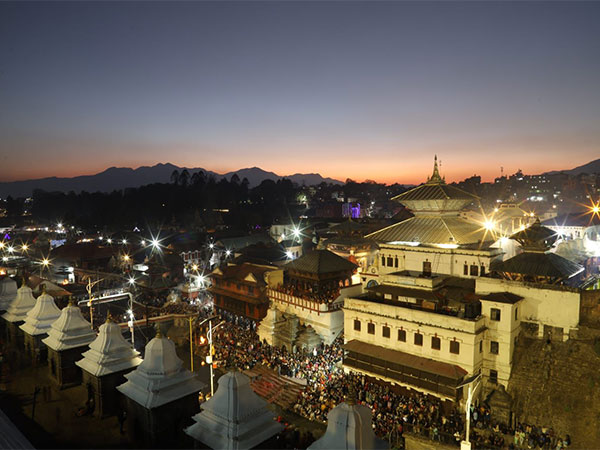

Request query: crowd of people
[
  {"left": 275, "top": 284, "right": 342, "bottom": 305},
  {"left": 209, "top": 313, "right": 571, "bottom": 450}
]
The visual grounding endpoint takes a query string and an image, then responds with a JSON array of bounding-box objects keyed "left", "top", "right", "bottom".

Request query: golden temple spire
[
  {"left": 427, "top": 155, "right": 443, "bottom": 184},
  {"left": 155, "top": 326, "right": 162, "bottom": 339}
]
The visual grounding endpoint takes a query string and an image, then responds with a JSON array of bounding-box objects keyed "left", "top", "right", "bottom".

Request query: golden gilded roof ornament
[{"left": 427, "top": 155, "right": 444, "bottom": 184}]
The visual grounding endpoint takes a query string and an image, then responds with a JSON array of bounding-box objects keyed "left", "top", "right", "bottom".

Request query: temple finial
[
  {"left": 42, "top": 283, "right": 47, "bottom": 294},
  {"left": 428, "top": 155, "right": 443, "bottom": 184},
  {"left": 155, "top": 325, "right": 162, "bottom": 339},
  {"left": 105, "top": 312, "right": 114, "bottom": 323},
  {"left": 68, "top": 295, "right": 75, "bottom": 306}
]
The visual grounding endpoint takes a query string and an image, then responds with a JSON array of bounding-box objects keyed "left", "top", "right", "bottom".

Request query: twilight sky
[{"left": 1, "top": 1, "right": 599, "bottom": 185}]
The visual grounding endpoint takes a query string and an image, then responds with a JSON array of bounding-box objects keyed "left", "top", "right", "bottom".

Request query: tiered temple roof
[
  {"left": 0, "top": 277, "right": 18, "bottom": 311},
  {"left": 491, "top": 217, "right": 583, "bottom": 283},
  {"left": 43, "top": 301, "right": 96, "bottom": 351},
  {"left": 2, "top": 281, "right": 37, "bottom": 323},
  {"left": 284, "top": 249, "right": 357, "bottom": 275},
  {"left": 308, "top": 392, "right": 389, "bottom": 450},
  {"left": 76, "top": 316, "right": 142, "bottom": 377},
  {"left": 117, "top": 331, "right": 203, "bottom": 409},
  {"left": 367, "top": 157, "right": 488, "bottom": 247},
  {"left": 185, "top": 371, "right": 283, "bottom": 450},
  {"left": 19, "top": 288, "right": 61, "bottom": 336}
]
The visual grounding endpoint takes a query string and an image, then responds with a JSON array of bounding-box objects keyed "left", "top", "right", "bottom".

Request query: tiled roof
[
  {"left": 491, "top": 251, "right": 584, "bottom": 279},
  {"left": 391, "top": 183, "right": 478, "bottom": 202},
  {"left": 211, "top": 263, "right": 276, "bottom": 286},
  {"left": 343, "top": 340, "right": 467, "bottom": 381},
  {"left": 479, "top": 292, "right": 523, "bottom": 304},
  {"left": 285, "top": 250, "right": 357, "bottom": 274},
  {"left": 510, "top": 219, "right": 557, "bottom": 247},
  {"left": 366, "top": 216, "right": 491, "bottom": 246}
]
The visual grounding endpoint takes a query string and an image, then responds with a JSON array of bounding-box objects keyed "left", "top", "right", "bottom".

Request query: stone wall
[{"left": 507, "top": 333, "right": 600, "bottom": 448}]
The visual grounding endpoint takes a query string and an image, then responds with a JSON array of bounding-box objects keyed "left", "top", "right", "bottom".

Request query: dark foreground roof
[
  {"left": 491, "top": 251, "right": 584, "bottom": 280},
  {"left": 479, "top": 292, "right": 524, "bottom": 304},
  {"left": 285, "top": 249, "right": 357, "bottom": 274}
]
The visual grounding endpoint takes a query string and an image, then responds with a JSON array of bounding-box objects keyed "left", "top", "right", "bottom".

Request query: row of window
[
  {"left": 464, "top": 264, "right": 486, "bottom": 277},
  {"left": 354, "top": 320, "right": 460, "bottom": 354},
  {"left": 381, "top": 256, "right": 399, "bottom": 268}
]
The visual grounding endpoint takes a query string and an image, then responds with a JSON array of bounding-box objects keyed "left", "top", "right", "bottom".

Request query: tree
[
  {"left": 171, "top": 170, "right": 180, "bottom": 185},
  {"left": 179, "top": 169, "right": 190, "bottom": 187},
  {"left": 230, "top": 173, "right": 240, "bottom": 185}
]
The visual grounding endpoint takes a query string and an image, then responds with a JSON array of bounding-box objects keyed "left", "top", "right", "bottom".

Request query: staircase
[{"left": 247, "top": 365, "right": 305, "bottom": 410}]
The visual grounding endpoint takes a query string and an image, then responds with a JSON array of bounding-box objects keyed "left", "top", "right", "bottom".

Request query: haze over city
[{"left": 2, "top": 1, "right": 599, "bottom": 184}]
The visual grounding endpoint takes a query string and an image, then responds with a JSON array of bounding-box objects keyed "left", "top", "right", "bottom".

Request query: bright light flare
[
  {"left": 21, "top": 244, "right": 29, "bottom": 251},
  {"left": 123, "top": 254, "right": 130, "bottom": 262},
  {"left": 128, "top": 277, "right": 135, "bottom": 285},
  {"left": 107, "top": 238, "right": 112, "bottom": 244},
  {"left": 42, "top": 258, "right": 50, "bottom": 266},
  {"left": 225, "top": 250, "right": 231, "bottom": 257},
  {"left": 192, "top": 264, "right": 198, "bottom": 271},
  {"left": 484, "top": 220, "right": 495, "bottom": 231}
]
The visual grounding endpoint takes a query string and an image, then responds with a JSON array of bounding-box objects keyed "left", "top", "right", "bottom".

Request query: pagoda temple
[
  {"left": 116, "top": 330, "right": 204, "bottom": 448},
  {"left": 308, "top": 389, "right": 389, "bottom": 450},
  {"left": 2, "top": 279, "right": 37, "bottom": 348},
  {"left": 491, "top": 218, "right": 584, "bottom": 284},
  {"left": 42, "top": 299, "right": 96, "bottom": 388},
  {"left": 185, "top": 371, "right": 283, "bottom": 450},
  {"left": 259, "top": 249, "right": 360, "bottom": 350},
  {"left": 76, "top": 314, "right": 142, "bottom": 417},
  {"left": 365, "top": 156, "right": 502, "bottom": 281},
  {"left": 0, "top": 276, "right": 17, "bottom": 312},
  {"left": 19, "top": 286, "right": 61, "bottom": 361}
]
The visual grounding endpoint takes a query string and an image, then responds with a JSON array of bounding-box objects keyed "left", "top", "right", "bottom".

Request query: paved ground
[{"left": 1, "top": 352, "right": 128, "bottom": 449}]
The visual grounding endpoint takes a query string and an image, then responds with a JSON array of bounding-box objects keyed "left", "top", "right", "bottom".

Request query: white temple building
[
  {"left": 43, "top": 300, "right": 96, "bottom": 388},
  {"left": 117, "top": 330, "right": 204, "bottom": 448},
  {"left": 76, "top": 314, "right": 142, "bottom": 417},
  {"left": 19, "top": 287, "right": 61, "bottom": 360},
  {"left": 0, "top": 277, "right": 18, "bottom": 311},
  {"left": 308, "top": 394, "right": 389, "bottom": 450},
  {"left": 185, "top": 371, "right": 283, "bottom": 450},
  {"left": 2, "top": 279, "right": 37, "bottom": 347}
]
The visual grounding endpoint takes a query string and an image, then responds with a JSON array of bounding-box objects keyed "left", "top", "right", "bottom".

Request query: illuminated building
[
  {"left": 76, "top": 315, "right": 142, "bottom": 417},
  {"left": 209, "top": 263, "right": 282, "bottom": 321},
  {"left": 185, "top": 371, "right": 283, "bottom": 449},
  {"left": 19, "top": 286, "right": 61, "bottom": 361},
  {"left": 43, "top": 299, "right": 96, "bottom": 389},
  {"left": 2, "top": 279, "right": 36, "bottom": 347},
  {"left": 116, "top": 330, "right": 204, "bottom": 448},
  {"left": 365, "top": 157, "right": 502, "bottom": 284},
  {"left": 258, "top": 249, "right": 359, "bottom": 351},
  {"left": 308, "top": 391, "right": 389, "bottom": 450}
]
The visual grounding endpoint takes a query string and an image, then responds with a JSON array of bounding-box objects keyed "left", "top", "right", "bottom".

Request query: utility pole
[{"left": 189, "top": 316, "right": 194, "bottom": 372}]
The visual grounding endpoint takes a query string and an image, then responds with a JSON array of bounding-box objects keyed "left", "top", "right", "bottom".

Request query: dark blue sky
[{"left": 1, "top": 1, "right": 599, "bottom": 183}]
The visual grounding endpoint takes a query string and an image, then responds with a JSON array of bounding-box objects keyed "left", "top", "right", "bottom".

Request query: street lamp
[{"left": 458, "top": 373, "right": 482, "bottom": 450}]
